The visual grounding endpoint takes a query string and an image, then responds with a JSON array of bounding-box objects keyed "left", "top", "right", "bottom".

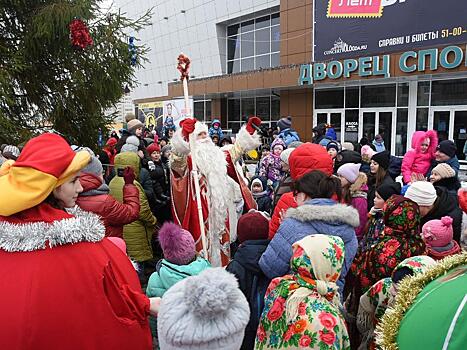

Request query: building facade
[{"left": 118, "top": 0, "right": 467, "bottom": 162}]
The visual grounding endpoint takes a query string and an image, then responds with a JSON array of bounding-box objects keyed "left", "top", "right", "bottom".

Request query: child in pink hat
[{"left": 422, "top": 216, "right": 461, "bottom": 260}]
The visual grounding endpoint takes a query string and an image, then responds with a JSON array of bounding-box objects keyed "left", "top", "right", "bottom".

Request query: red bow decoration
[
  {"left": 69, "top": 19, "right": 93, "bottom": 49},
  {"left": 177, "top": 54, "right": 191, "bottom": 81}
]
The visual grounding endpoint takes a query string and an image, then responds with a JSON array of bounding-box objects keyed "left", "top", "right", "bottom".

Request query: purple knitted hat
[{"left": 158, "top": 222, "right": 196, "bottom": 265}]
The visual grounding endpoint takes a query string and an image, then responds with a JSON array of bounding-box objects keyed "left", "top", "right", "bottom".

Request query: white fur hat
[
  {"left": 192, "top": 121, "right": 209, "bottom": 139},
  {"left": 157, "top": 268, "right": 250, "bottom": 350}
]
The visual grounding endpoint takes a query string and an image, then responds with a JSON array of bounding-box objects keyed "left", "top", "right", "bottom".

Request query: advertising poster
[
  {"left": 163, "top": 98, "right": 194, "bottom": 129},
  {"left": 137, "top": 102, "right": 163, "bottom": 129},
  {"left": 314, "top": 0, "right": 467, "bottom": 61}
]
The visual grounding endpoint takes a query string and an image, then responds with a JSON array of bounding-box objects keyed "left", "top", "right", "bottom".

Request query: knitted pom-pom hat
[
  {"left": 422, "top": 216, "right": 454, "bottom": 247},
  {"left": 158, "top": 222, "right": 196, "bottom": 265},
  {"left": 158, "top": 268, "right": 250, "bottom": 350}
]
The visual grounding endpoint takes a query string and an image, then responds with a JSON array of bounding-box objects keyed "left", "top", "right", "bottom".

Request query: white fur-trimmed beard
[{"left": 192, "top": 138, "right": 228, "bottom": 254}]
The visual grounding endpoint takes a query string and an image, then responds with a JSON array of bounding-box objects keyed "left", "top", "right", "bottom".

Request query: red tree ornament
[
  {"left": 177, "top": 54, "right": 191, "bottom": 81},
  {"left": 69, "top": 19, "right": 93, "bottom": 49}
]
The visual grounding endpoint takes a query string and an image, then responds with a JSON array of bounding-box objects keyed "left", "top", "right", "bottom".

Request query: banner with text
[{"left": 314, "top": 0, "right": 467, "bottom": 61}]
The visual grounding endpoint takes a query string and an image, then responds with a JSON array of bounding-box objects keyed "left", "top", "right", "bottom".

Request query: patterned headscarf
[
  {"left": 256, "top": 235, "right": 350, "bottom": 350},
  {"left": 352, "top": 195, "right": 426, "bottom": 292}
]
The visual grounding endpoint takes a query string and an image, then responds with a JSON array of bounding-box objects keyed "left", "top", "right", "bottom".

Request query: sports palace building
[{"left": 118, "top": 0, "right": 467, "bottom": 162}]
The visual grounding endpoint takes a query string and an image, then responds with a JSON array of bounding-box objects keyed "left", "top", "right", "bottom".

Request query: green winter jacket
[
  {"left": 109, "top": 152, "right": 157, "bottom": 262},
  {"left": 146, "top": 257, "right": 211, "bottom": 298}
]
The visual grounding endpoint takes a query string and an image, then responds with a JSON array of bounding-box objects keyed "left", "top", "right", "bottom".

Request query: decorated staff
[{"left": 169, "top": 54, "right": 263, "bottom": 266}]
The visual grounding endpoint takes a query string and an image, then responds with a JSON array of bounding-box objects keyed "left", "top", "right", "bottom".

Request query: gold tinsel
[{"left": 375, "top": 252, "right": 467, "bottom": 350}]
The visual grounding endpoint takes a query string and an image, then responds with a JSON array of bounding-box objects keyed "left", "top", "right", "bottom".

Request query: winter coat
[
  {"left": 253, "top": 191, "right": 272, "bottom": 213},
  {"left": 109, "top": 152, "right": 157, "bottom": 262},
  {"left": 77, "top": 173, "right": 140, "bottom": 238},
  {"left": 350, "top": 187, "right": 369, "bottom": 240},
  {"left": 277, "top": 128, "right": 300, "bottom": 147},
  {"left": 421, "top": 186, "right": 463, "bottom": 243},
  {"left": 427, "top": 156, "right": 460, "bottom": 178},
  {"left": 147, "top": 160, "right": 170, "bottom": 198},
  {"left": 358, "top": 208, "right": 385, "bottom": 256},
  {"left": 208, "top": 119, "right": 224, "bottom": 139},
  {"left": 269, "top": 143, "right": 334, "bottom": 239},
  {"left": 401, "top": 130, "right": 438, "bottom": 183},
  {"left": 115, "top": 129, "right": 132, "bottom": 153},
  {"left": 388, "top": 155, "right": 403, "bottom": 180},
  {"left": 0, "top": 204, "right": 152, "bottom": 350},
  {"left": 146, "top": 257, "right": 211, "bottom": 298},
  {"left": 140, "top": 167, "right": 156, "bottom": 205},
  {"left": 367, "top": 172, "right": 394, "bottom": 212},
  {"left": 432, "top": 176, "right": 461, "bottom": 196},
  {"left": 259, "top": 198, "right": 359, "bottom": 293},
  {"left": 273, "top": 175, "right": 293, "bottom": 209},
  {"left": 372, "top": 140, "right": 386, "bottom": 152},
  {"left": 226, "top": 240, "right": 270, "bottom": 350},
  {"left": 258, "top": 153, "right": 283, "bottom": 183}
]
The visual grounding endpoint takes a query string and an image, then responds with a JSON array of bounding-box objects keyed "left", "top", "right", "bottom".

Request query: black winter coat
[
  {"left": 421, "top": 186, "right": 463, "bottom": 243},
  {"left": 226, "top": 240, "right": 271, "bottom": 350}
]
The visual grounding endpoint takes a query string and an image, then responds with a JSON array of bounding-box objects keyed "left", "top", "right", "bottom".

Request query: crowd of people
[{"left": 0, "top": 114, "right": 466, "bottom": 349}]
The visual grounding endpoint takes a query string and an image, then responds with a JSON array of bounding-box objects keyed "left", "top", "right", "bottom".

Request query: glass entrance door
[
  {"left": 360, "top": 109, "right": 395, "bottom": 154},
  {"left": 313, "top": 110, "right": 344, "bottom": 143},
  {"left": 430, "top": 108, "right": 467, "bottom": 162}
]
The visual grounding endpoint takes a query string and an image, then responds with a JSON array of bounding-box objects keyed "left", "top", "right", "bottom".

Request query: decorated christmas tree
[{"left": 0, "top": 0, "right": 151, "bottom": 147}]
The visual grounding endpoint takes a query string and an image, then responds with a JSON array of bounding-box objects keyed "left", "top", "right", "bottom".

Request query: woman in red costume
[{"left": 0, "top": 133, "right": 158, "bottom": 350}]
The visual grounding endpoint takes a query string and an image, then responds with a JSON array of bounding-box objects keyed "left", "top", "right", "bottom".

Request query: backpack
[{"left": 279, "top": 129, "right": 300, "bottom": 147}]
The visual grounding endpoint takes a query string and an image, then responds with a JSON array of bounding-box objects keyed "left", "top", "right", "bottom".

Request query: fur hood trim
[
  {"left": 236, "top": 125, "right": 262, "bottom": 152},
  {"left": 171, "top": 129, "right": 190, "bottom": 156},
  {"left": 0, "top": 207, "right": 105, "bottom": 252},
  {"left": 286, "top": 203, "right": 360, "bottom": 227}
]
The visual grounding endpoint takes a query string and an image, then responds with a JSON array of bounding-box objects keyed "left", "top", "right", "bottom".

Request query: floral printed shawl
[
  {"left": 357, "top": 256, "right": 436, "bottom": 350},
  {"left": 255, "top": 234, "right": 350, "bottom": 350},
  {"left": 350, "top": 195, "right": 426, "bottom": 292}
]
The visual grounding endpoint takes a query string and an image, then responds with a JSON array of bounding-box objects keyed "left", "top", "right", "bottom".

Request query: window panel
[
  {"left": 205, "top": 101, "right": 212, "bottom": 121},
  {"left": 255, "top": 15, "right": 270, "bottom": 29},
  {"left": 227, "top": 60, "right": 240, "bottom": 74},
  {"left": 228, "top": 99, "right": 241, "bottom": 121},
  {"left": 417, "top": 81, "right": 430, "bottom": 106},
  {"left": 227, "top": 24, "right": 240, "bottom": 36},
  {"left": 256, "top": 97, "right": 270, "bottom": 120},
  {"left": 345, "top": 86, "right": 359, "bottom": 108},
  {"left": 271, "top": 13, "right": 280, "bottom": 26},
  {"left": 361, "top": 84, "right": 396, "bottom": 107},
  {"left": 397, "top": 83, "right": 409, "bottom": 107},
  {"left": 271, "top": 53, "right": 280, "bottom": 67},
  {"left": 194, "top": 101, "right": 204, "bottom": 121},
  {"left": 241, "top": 57, "right": 254, "bottom": 72},
  {"left": 271, "top": 95, "right": 280, "bottom": 120},
  {"left": 241, "top": 98, "right": 255, "bottom": 119},
  {"left": 255, "top": 28, "right": 270, "bottom": 55},
  {"left": 241, "top": 20, "right": 254, "bottom": 33},
  {"left": 271, "top": 26, "right": 280, "bottom": 53},
  {"left": 241, "top": 32, "right": 254, "bottom": 57},
  {"left": 396, "top": 109, "right": 408, "bottom": 156},
  {"left": 315, "top": 89, "right": 344, "bottom": 109},
  {"left": 416, "top": 108, "right": 428, "bottom": 131},
  {"left": 256, "top": 54, "right": 270, "bottom": 69},
  {"left": 227, "top": 36, "right": 240, "bottom": 60},
  {"left": 431, "top": 79, "right": 467, "bottom": 106}
]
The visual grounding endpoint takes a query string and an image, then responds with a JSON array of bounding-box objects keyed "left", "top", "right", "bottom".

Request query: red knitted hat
[
  {"left": 237, "top": 211, "right": 270, "bottom": 243},
  {"left": 289, "top": 143, "right": 334, "bottom": 180},
  {"left": 147, "top": 143, "right": 161, "bottom": 154}
]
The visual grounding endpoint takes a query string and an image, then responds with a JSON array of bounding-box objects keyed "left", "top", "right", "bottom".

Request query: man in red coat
[
  {"left": 170, "top": 117, "right": 262, "bottom": 266},
  {"left": 0, "top": 133, "right": 157, "bottom": 349}
]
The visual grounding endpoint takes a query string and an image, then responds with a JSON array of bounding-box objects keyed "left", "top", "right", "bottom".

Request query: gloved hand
[
  {"left": 246, "top": 116, "right": 262, "bottom": 135},
  {"left": 123, "top": 167, "right": 136, "bottom": 185},
  {"left": 180, "top": 118, "right": 197, "bottom": 140}
]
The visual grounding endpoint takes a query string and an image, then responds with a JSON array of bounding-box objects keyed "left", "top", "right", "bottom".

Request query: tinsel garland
[
  {"left": 375, "top": 252, "right": 467, "bottom": 350},
  {"left": 69, "top": 18, "right": 93, "bottom": 49}
]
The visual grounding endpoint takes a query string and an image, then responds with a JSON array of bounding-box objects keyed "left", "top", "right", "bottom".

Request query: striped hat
[{"left": 0, "top": 133, "right": 90, "bottom": 216}]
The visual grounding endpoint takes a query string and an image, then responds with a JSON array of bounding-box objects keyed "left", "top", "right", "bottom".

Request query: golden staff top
[{"left": 177, "top": 54, "right": 191, "bottom": 81}]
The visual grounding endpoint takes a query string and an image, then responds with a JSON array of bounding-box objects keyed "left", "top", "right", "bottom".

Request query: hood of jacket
[
  {"left": 271, "top": 137, "right": 286, "bottom": 151},
  {"left": 79, "top": 173, "right": 110, "bottom": 197},
  {"left": 157, "top": 257, "right": 211, "bottom": 288},
  {"left": 211, "top": 119, "right": 221, "bottom": 127},
  {"left": 289, "top": 143, "right": 334, "bottom": 180},
  {"left": 411, "top": 130, "right": 438, "bottom": 155},
  {"left": 286, "top": 198, "right": 360, "bottom": 228},
  {"left": 114, "top": 152, "right": 140, "bottom": 178},
  {"left": 233, "top": 239, "right": 269, "bottom": 274}
]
